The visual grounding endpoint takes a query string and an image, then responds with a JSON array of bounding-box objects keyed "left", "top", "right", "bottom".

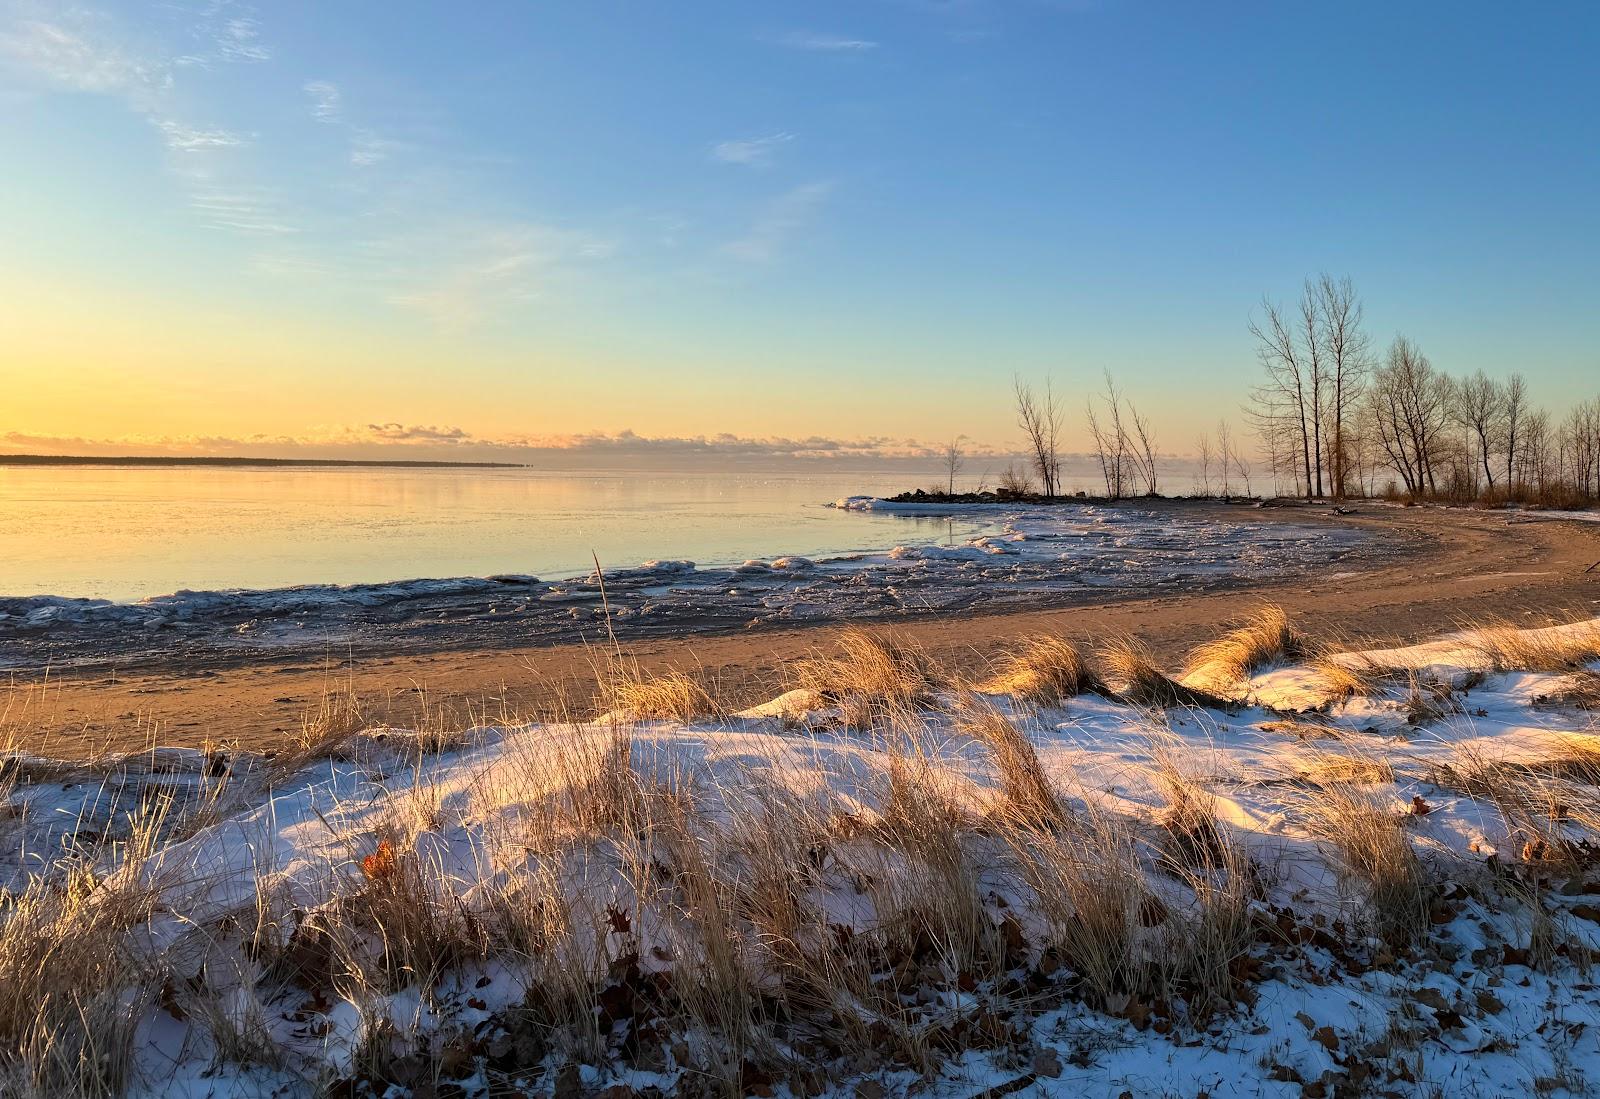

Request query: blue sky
[{"left": 1, "top": 0, "right": 1596, "bottom": 461}]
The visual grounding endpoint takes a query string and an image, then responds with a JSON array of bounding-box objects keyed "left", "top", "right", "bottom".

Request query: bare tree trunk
[
  {"left": 1314, "top": 275, "right": 1370, "bottom": 500},
  {"left": 1299, "top": 284, "right": 1326, "bottom": 497},
  {"left": 1249, "top": 299, "right": 1315, "bottom": 500},
  {"left": 1014, "top": 376, "right": 1064, "bottom": 498},
  {"left": 1130, "top": 402, "right": 1159, "bottom": 495},
  {"left": 942, "top": 435, "right": 964, "bottom": 495},
  {"left": 1217, "top": 420, "right": 1234, "bottom": 497},
  {"left": 1504, "top": 373, "right": 1527, "bottom": 500}
]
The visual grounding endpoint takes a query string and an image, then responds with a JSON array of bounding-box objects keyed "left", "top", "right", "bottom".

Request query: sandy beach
[{"left": 10, "top": 502, "right": 1597, "bottom": 758}]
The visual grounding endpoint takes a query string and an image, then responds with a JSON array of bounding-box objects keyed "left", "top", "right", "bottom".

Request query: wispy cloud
[
  {"left": 362, "top": 423, "right": 470, "bottom": 443},
  {"left": 1, "top": 4, "right": 612, "bottom": 325},
  {"left": 173, "top": 3, "right": 271, "bottom": 67},
  {"left": 711, "top": 131, "right": 793, "bottom": 167},
  {"left": 723, "top": 181, "right": 833, "bottom": 263},
  {"left": 772, "top": 31, "right": 878, "bottom": 52},
  {"left": 213, "top": 15, "right": 268, "bottom": 63},
  {"left": 349, "top": 129, "right": 401, "bottom": 166},
  {"left": 155, "top": 118, "right": 246, "bottom": 151},
  {"left": 376, "top": 222, "right": 616, "bottom": 326},
  {"left": 302, "top": 79, "right": 340, "bottom": 121},
  {"left": 0, "top": 15, "right": 165, "bottom": 99},
  {"left": 0, "top": 3, "right": 280, "bottom": 233},
  {"left": 303, "top": 79, "right": 402, "bottom": 166}
]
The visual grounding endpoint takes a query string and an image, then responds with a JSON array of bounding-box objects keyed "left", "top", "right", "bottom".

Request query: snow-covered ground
[
  {"left": 4, "top": 617, "right": 1599, "bottom": 1097},
  {"left": 0, "top": 500, "right": 1372, "bottom": 665}
]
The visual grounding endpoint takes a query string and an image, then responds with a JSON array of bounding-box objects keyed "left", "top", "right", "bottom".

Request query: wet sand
[{"left": 7, "top": 504, "right": 1599, "bottom": 759}]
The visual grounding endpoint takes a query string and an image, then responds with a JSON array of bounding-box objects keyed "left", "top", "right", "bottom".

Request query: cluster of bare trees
[
  {"left": 1085, "top": 371, "right": 1159, "bottom": 498},
  {"left": 1361, "top": 353, "right": 1600, "bottom": 504},
  {"left": 1194, "top": 420, "right": 1252, "bottom": 497},
  {"left": 1007, "top": 372, "right": 1162, "bottom": 500},
  {"left": 978, "top": 274, "right": 1597, "bottom": 510},
  {"left": 1248, "top": 275, "right": 1370, "bottom": 500},
  {"left": 1249, "top": 275, "right": 1599, "bottom": 507}
]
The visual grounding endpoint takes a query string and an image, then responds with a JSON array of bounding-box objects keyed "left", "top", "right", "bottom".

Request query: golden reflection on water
[{"left": 0, "top": 466, "right": 954, "bottom": 601}]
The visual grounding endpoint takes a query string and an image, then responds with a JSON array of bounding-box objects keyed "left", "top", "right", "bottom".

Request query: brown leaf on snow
[
  {"left": 1032, "top": 1049, "right": 1063, "bottom": 1078},
  {"left": 1411, "top": 987, "right": 1452, "bottom": 1012},
  {"left": 1409, "top": 795, "right": 1433, "bottom": 816}
]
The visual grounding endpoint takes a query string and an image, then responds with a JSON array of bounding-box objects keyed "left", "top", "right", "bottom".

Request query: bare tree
[
  {"left": 1314, "top": 275, "right": 1370, "bottom": 499},
  {"left": 1196, "top": 432, "right": 1214, "bottom": 495},
  {"left": 1249, "top": 276, "right": 1370, "bottom": 500},
  {"left": 1453, "top": 370, "right": 1504, "bottom": 494},
  {"left": 1518, "top": 407, "right": 1552, "bottom": 497},
  {"left": 1085, "top": 396, "right": 1119, "bottom": 497},
  {"left": 1298, "top": 285, "right": 1328, "bottom": 497},
  {"left": 1231, "top": 434, "right": 1253, "bottom": 497},
  {"left": 997, "top": 461, "right": 1034, "bottom": 497},
  {"left": 1216, "top": 419, "right": 1235, "bottom": 497},
  {"left": 1014, "top": 375, "right": 1064, "bottom": 498},
  {"left": 1087, "top": 371, "right": 1153, "bottom": 498},
  {"left": 1562, "top": 398, "right": 1600, "bottom": 499},
  {"left": 1128, "top": 401, "right": 1159, "bottom": 495},
  {"left": 1367, "top": 335, "right": 1452, "bottom": 496},
  {"left": 1249, "top": 298, "right": 1316, "bottom": 500},
  {"left": 1503, "top": 373, "right": 1528, "bottom": 498},
  {"left": 941, "top": 435, "right": 965, "bottom": 495}
]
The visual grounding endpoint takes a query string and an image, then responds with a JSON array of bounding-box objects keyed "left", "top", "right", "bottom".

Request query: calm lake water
[{"left": 0, "top": 465, "right": 982, "bottom": 601}]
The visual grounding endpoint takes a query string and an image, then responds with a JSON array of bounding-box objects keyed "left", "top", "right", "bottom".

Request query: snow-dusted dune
[{"left": 5, "top": 617, "right": 1599, "bottom": 1096}]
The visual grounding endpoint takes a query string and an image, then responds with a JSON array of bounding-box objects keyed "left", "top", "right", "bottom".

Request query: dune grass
[
  {"left": 1465, "top": 619, "right": 1600, "bottom": 673},
  {"left": 1183, "top": 604, "right": 1304, "bottom": 686},
  {"left": 0, "top": 833, "right": 163, "bottom": 1097},
  {"left": 795, "top": 627, "right": 940, "bottom": 728},
  {"left": 603, "top": 662, "right": 725, "bottom": 724},
  {"left": 1304, "top": 786, "right": 1432, "bottom": 949},
  {"left": 955, "top": 695, "right": 1066, "bottom": 828},
  {"left": 1099, "top": 637, "right": 1233, "bottom": 710},
  {"left": 7, "top": 616, "right": 1600, "bottom": 1093},
  {"left": 979, "top": 633, "right": 1101, "bottom": 707}
]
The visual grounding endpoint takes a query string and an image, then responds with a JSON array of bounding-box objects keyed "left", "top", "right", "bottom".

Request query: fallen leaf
[{"left": 1032, "top": 1049, "right": 1063, "bottom": 1078}]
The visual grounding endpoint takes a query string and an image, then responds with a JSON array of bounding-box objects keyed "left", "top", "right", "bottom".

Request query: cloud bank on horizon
[{"left": 0, "top": 426, "right": 1040, "bottom": 468}]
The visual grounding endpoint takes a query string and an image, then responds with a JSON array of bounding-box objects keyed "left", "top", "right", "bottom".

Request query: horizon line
[{"left": 0, "top": 454, "right": 528, "bottom": 469}]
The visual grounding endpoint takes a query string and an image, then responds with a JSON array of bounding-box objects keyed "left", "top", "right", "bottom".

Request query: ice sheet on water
[{"left": 0, "top": 500, "right": 1370, "bottom": 660}]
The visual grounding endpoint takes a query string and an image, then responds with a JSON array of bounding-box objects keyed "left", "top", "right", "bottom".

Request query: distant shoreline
[{"left": 0, "top": 454, "right": 526, "bottom": 469}]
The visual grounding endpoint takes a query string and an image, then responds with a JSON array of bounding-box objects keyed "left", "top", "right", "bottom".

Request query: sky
[{"left": 1, "top": 0, "right": 1597, "bottom": 464}]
